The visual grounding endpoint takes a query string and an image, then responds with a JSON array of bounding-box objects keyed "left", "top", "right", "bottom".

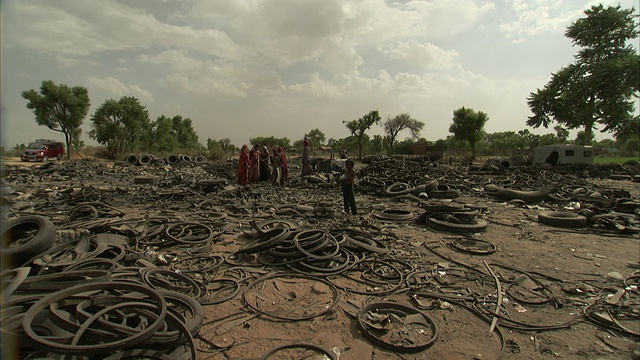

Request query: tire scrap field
[{"left": 1, "top": 156, "right": 639, "bottom": 360}]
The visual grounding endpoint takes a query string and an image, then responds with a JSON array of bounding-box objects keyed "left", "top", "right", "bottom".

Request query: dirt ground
[{"left": 1, "top": 156, "right": 639, "bottom": 360}]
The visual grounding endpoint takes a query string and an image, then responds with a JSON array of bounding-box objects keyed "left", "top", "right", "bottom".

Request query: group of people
[
  {"left": 237, "top": 140, "right": 357, "bottom": 216},
  {"left": 238, "top": 144, "right": 288, "bottom": 186}
]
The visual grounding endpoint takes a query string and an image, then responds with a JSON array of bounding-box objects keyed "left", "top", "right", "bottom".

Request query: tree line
[{"left": 18, "top": 4, "right": 638, "bottom": 160}]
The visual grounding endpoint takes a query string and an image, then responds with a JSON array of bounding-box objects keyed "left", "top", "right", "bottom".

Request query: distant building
[{"left": 533, "top": 144, "right": 594, "bottom": 165}]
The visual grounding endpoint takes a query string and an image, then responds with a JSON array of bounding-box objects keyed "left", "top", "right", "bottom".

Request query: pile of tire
[{"left": 123, "top": 153, "right": 208, "bottom": 166}]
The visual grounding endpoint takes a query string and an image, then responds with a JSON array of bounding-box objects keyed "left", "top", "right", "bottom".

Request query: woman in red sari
[
  {"left": 238, "top": 145, "right": 250, "bottom": 185},
  {"left": 277, "top": 146, "right": 288, "bottom": 185}
]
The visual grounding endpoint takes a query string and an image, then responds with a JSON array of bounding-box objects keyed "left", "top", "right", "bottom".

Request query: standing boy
[{"left": 339, "top": 159, "right": 357, "bottom": 215}]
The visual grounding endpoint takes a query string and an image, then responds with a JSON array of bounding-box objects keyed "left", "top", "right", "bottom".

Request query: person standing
[
  {"left": 271, "top": 147, "right": 281, "bottom": 185},
  {"left": 278, "top": 146, "right": 289, "bottom": 185},
  {"left": 238, "top": 145, "right": 250, "bottom": 185},
  {"left": 302, "top": 137, "right": 313, "bottom": 176},
  {"left": 249, "top": 144, "right": 261, "bottom": 183},
  {"left": 339, "top": 159, "right": 357, "bottom": 215},
  {"left": 259, "top": 145, "right": 271, "bottom": 181}
]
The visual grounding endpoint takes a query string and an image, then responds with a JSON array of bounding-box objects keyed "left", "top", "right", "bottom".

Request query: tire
[
  {"left": 411, "top": 180, "right": 438, "bottom": 195},
  {"left": 138, "top": 154, "right": 153, "bottom": 166},
  {"left": 42, "top": 156, "right": 49, "bottom": 162},
  {"left": 427, "top": 189, "right": 461, "bottom": 199},
  {"left": 428, "top": 217, "right": 488, "bottom": 233},
  {"left": 124, "top": 153, "right": 139, "bottom": 165},
  {"left": 384, "top": 182, "right": 412, "bottom": 196},
  {"left": 1, "top": 216, "right": 56, "bottom": 267},
  {"left": 538, "top": 211, "right": 587, "bottom": 228},
  {"left": 609, "top": 174, "right": 631, "bottom": 181},
  {"left": 494, "top": 188, "right": 550, "bottom": 204}
]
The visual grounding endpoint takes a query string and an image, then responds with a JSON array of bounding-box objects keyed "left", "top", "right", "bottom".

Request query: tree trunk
[
  {"left": 583, "top": 123, "right": 594, "bottom": 146},
  {"left": 470, "top": 141, "right": 476, "bottom": 160}
]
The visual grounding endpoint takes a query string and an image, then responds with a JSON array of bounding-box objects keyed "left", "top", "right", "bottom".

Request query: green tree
[
  {"left": 149, "top": 115, "right": 179, "bottom": 153},
  {"left": 343, "top": 110, "right": 381, "bottom": 159},
  {"left": 448, "top": 107, "right": 488, "bottom": 159},
  {"left": 249, "top": 136, "right": 291, "bottom": 150},
  {"left": 89, "top": 96, "right": 150, "bottom": 158},
  {"left": 616, "top": 117, "right": 640, "bottom": 143},
  {"left": 484, "top": 131, "right": 519, "bottom": 155},
  {"left": 527, "top": 4, "right": 640, "bottom": 145},
  {"left": 574, "top": 130, "right": 595, "bottom": 146},
  {"left": 554, "top": 125, "right": 569, "bottom": 143},
  {"left": 21, "top": 80, "right": 90, "bottom": 159},
  {"left": 304, "top": 129, "right": 326, "bottom": 147},
  {"left": 71, "top": 128, "right": 84, "bottom": 154},
  {"left": 621, "top": 138, "right": 640, "bottom": 156},
  {"left": 383, "top": 113, "right": 425, "bottom": 151},
  {"left": 171, "top": 116, "right": 200, "bottom": 151}
]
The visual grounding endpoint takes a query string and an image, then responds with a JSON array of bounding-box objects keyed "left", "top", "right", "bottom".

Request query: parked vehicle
[{"left": 20, "top": 140, "right": 65, "bottom": 162}]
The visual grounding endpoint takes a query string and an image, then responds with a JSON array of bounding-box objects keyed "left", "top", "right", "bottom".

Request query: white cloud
[
  {"left": 85, "top": 76, "right": 155, "bottom": 104},
  {"left": 378, "top": 40, "right": 458, "bottom": 70},
  {"left": 499, "top": 0, "right": 583, "bottom": 42}
]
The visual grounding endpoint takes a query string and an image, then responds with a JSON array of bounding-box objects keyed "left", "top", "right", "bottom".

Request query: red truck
[{"left": 20, "top": 139, "right": 65, "bottom": 162}]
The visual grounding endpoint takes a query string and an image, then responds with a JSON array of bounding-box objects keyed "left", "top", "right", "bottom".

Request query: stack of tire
[{"left": 123, "top": 153, "right": 208, "bottom": 166}]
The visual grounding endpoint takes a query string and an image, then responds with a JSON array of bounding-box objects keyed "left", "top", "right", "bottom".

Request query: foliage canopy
[
  {"left": 383, "top": 113, "right": 425, "bottom": 151},
  {"left": 527, "top": 4, "right": 640, "bottom": 145},
  {"left": 21, "top": 80, "right": 90, "bottom": 159},
  {"left": 89, "top": 96, "right": 150, "bottom": 157},
  {"left": 344, "top": 110, "right": 381, "bottom": 159},
  {"left": 448, "top": 107, "right": 488, "bottom": 159}
]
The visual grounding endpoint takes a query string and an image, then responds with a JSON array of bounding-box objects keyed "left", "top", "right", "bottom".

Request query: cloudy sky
[{"left": 2, "top": 0, "right": 638, "bottom": 149}]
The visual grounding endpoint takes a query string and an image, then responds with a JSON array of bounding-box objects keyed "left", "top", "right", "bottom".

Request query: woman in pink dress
[
  {"left": 249, "top": 145, "right": 261, "bottom": 182},
  {"left": 238, "top": 145, "right": 250, "bottom": 185}
]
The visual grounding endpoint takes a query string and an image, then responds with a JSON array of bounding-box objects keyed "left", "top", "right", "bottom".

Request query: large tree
[
  {"left": 383, "top": 113, "right": 425, "bottom": 151},
  {"left": 21, "top": 80, "right": 90, "bottom": 159},
  {"left": 89, "top": 96, "right": 150, "bottom": 157},
  {"left": 448, "top": 107, "right": 488, "bottom": 159},
  {"left": 527, "top": 4, "right": 640, "bottom": 145},
  {"left": 343, "top": 110, "right": 381, "bottom": 159},
  {"left": 304, "top": 129, "right": 326, "bottom": 147}
]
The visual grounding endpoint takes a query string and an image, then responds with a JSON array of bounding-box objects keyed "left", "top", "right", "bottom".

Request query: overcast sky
[{"left": 2, "top": 0, "right": 638, "bottom": 149}]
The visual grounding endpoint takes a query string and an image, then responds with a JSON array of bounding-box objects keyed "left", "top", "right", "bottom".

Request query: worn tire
[
  {"left": 494, "top": 188, "right": 550, "bottom": 204},
  {"left": 1, "top": 216, "right": 56, "bottom": 267},
  {"left": 427, "top": 189, "right": 461, "bottom": 199},
  {"left": 538, "top": 211, "right": 587, "bottom": 228},
  {"left": 411, "top": 180, "right": 438, "bottom": 196},
  {"left": 384, "top": 182, "right": 412, "bottom": 196},
  {"left": 428, "top": 217, "right": 488, "bottom": 234}
]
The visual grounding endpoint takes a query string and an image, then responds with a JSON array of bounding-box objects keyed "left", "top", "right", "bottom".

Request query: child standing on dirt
[{"left": 339, "top": 159, "right": 357, "bottom": 215}]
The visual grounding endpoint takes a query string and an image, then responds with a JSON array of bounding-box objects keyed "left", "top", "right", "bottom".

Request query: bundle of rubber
[
  {"left": 237, "top": 228, "right": 290, "bottom": 254},
  {"left": 537, "top": 211, "right": 588, "bottom": 228},
  {"left": 493, "top": 188, "right": 550, "bottom": 204}
]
